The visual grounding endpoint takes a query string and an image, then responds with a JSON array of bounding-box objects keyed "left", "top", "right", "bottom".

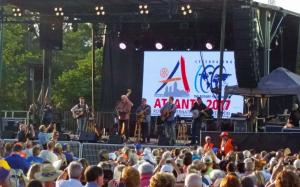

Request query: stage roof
[{"left": 4, "top": 0, "right": 300, "bottom": 23}]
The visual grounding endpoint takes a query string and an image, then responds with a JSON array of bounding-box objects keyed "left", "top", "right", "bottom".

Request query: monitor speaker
[
  {"left": 108, "top": 135, "right": 123, "bottom": 144},
  {"left": 158, "top": 136, "right": 170, "bottom": 146},
  {"left": 79, "top": 132, "right": 98, "bottom": 143}
]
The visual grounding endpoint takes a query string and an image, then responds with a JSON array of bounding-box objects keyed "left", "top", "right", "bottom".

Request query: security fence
[{"left": 2, "top": 139, "right": 186, "bottom": 165}]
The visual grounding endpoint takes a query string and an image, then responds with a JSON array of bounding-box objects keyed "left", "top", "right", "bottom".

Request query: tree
[
  {"left": 0, "top": 23, "right": 40, "bottom": 110},
  {"left": 52, "top": 49, "right": 102, "bottom": 110}
]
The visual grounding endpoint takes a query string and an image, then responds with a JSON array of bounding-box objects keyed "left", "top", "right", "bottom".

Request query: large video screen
[{"left": 142, "top": 51, "right": 243, "bottom": 118}]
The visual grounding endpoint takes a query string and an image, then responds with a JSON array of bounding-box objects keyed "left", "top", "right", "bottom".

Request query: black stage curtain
[{"left": 101, "top": 25, "right": 144, "bottom": 112}]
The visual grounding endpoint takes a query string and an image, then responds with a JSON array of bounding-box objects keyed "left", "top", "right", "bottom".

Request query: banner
[{"left": 142, "top": 51, "right": 243, "bottom": 118}]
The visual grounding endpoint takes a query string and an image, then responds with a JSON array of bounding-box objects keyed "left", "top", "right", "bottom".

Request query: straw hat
[{"left": 34, "top": 164, "right": 62, "bottom": 182}]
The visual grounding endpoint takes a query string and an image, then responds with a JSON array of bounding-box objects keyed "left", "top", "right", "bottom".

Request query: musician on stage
[
  {"left": 136, "top": 98, "right": 151, "bottom": 143},
  {"left": 42, "top": 99, "right": 54, "bottom": 125},
  {"left": 190, "top": 97, "right": 208, "bottom": 145},
  {"left": 71, "top": 97, "right": 89, "bottom": 135},
  {"left": 160, "top": 96, "right": 177, "bottom": 145},
  {"left": 115, "top": 95, "right": 133, "bottom": 140}
]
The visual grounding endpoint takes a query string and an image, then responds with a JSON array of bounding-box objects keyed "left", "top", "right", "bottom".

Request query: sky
[{"left": 254, "top": 0, "right": 300, "bottom": 14}]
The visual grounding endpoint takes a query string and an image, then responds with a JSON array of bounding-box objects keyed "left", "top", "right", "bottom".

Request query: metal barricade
[
  {"left": 2, "top": 139, "right": 81, "bottom": 159},
  {"left": 81, "top": 143, "right": 186, "bottom": 165}
]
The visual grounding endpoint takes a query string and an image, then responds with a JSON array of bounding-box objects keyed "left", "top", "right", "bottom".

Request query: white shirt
[
  {"left": 39, "top": 150, "right": 58, "bottom": 163},
  {"left": 56, "top": 178, "right": 83, "bottom": 187}
]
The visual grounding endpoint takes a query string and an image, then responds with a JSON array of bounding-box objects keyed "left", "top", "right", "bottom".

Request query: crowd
[{"left": 1, "top": 130, "right": 300, "bottom": 187}]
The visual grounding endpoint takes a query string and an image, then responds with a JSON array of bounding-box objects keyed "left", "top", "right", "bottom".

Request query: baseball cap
[
  {"left": 160, "top": 164, "right": 174, "bottom": 173},
  {"left": 202, "top": 155, "right": 213, "bottom": 164}
]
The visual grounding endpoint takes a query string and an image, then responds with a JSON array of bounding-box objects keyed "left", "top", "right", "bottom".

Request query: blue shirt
[
  {"left": 5, "top": 154, "right": 30, "bottom": 174},
  {"left": 85, "top": 182, "right": 99, "bottom": 187},
  {"left": 38, "top": 132, "right": 52, "bottom": 145},
  {"left": 64, "top": 152, "right": 74, "bottom": 163},
  {"left": 26, "top": 156, "right": 44, "bottom": 164}
]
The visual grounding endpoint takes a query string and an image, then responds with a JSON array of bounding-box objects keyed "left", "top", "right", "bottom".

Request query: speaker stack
[
  {"left": 39, "top": 16, "right": 63, "bottom": 50},
  {"left": 233, "top": 1, "right": 260, "bottom": 88}
]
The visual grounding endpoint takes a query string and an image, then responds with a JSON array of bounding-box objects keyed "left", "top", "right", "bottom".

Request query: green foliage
[
  {"left": 0, "top": 23, "right": 40, "bottom": 110},
  {"left": 0, "top": 22, "right": 103, "bottom": 111},
  {"left": 52, "top": 49, "right": 103, "bottom": 110}
]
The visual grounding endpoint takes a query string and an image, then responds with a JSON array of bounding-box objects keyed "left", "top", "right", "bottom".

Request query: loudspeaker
[
  {"left": 39, "top": 16, "right": 63, "bottom": 50},
  {"left": 108, "top": 135, "right": 123, "bottom": 144},
  {"left": 158, "top": 136, "right": 170, "bottom": 146},
  {"left": 233, "top": 2, "right": 260, "bottom": 88},
  {"left": 58, "top": 133, "right": 71, "bottom": 141},
  {"left": 79, "top": 132, "right": 98, "bottom": 142}
]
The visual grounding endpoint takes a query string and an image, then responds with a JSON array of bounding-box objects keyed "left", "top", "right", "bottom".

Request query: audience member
[
  {"left": 39, "top": 141, "right": 58, "bottom": 163},
  {"left": 27, "top": 145, "right": 44, "bottom": 164},
  {"left": 5, "top": 143, "right": 30, "bottom": 173},
  {"left": 84, "top": 165, "right": 104, "bottom": 187},
  {"left": 56, "top": 161, "right": 83, "bottom": 187}
]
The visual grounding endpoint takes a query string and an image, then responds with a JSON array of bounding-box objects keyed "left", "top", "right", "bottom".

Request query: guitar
[
  {"left": 72, "top": 108, "right": 84, "bottom": 119},
  {"left": 160, "top": 109, "right": 171, "bottom": 122}
]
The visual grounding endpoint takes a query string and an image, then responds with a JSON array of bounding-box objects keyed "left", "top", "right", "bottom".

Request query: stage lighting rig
[
  {"left": 139, "top": 4, "right": 149, "bottom": 15},
  {"left": 54, "top": 7, "right": 64, "bottom": 16},
  {"left": 181, "top": 4, "right": 192, "bottom": 16},
  {"left": 95, "top": 5, "right": 105, "bottom": 16},
  {"left": 12, "top": 7, "right": 22, "bottom": 17}
]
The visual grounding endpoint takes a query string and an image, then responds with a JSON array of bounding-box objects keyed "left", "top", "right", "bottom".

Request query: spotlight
[
  {"left": 181, "top": 4, "right": 192, "bottom": 16},
  {"left": 205, "top": 42, "right": 213, "bottom": 50},
  {"left": 12, "top": 7, "right": 22, "bottom": 17},
  {"left": 139, "top": 4, "right": 149, "bottom": 15},
  {"left": 155, "top": 42, "right": 163, "bottom": 50},
  {"left": 95, "top": 5, "right": 105, "bottom": 16},
  {"left": 119, "top": 42, "right": 127, "bottom": 50},
  {"left": 54, "top": 6, "right": 64, "bottom": 16}
]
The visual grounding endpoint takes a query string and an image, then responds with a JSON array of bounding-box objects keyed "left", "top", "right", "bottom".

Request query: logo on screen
[
  {"left": 194, "top": 64, "right": 231, "bottom": 96},
  {"left": 155, "top": 56, "right": 190, "bottom": 97}
]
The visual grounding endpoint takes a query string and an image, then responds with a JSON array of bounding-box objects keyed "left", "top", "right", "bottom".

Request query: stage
[{"left": 98, "top": 131, "right": 300, "bottom": 153}]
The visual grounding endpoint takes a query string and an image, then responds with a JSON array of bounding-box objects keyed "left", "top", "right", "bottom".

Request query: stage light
[
  {"left": 119, "top": 42, "right": 127, "bottom": 50},
  {"left": 181, "top": 4, "right": 192, "bottom": 16},
  {"left": 155, "top": 42, "right": 163, "bottom": 50},
  {"left": 12, "top": 7, "right": 22, "bottom": 17},
  {"left": 54, "top": 6, "right": 64, "bottom": 16},
  {"left": 205, "top": 42, "right": 213, "bottom": 50},
  {"left": 139, "top": 4, "right": 149, "bottom": 15},
  {"left": 95, "top": 5, "right": 105, "bottom": 16}
]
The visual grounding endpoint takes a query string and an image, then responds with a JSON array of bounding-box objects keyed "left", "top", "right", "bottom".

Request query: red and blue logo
[{"left": 155, "top": 56, "right": 190, "bottom": 97}]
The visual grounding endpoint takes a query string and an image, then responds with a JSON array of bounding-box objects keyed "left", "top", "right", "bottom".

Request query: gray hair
[
  {"left": 68, "top": 161, "right": 83, "bottom": 179},
  {"left": 138, "top": 162, "right": 154, "bottom": 175},
  {"left": 244, "top": 158, "right": 255, "bottom": 172},
  {"left": 184, "top": 173, "right": 202, "bottom": 187},
  {"left": 209, "top": 169, "right": 226, "bottom": 182}
]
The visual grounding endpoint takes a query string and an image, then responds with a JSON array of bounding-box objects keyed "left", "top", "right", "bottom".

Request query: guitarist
[
  {"left": 190, "top": 97, "right": 208, "bottom": 145},
  {"left": 71, "top": 97, "right": 89, "bottom": 135},
  {"left": 136, "top": 98, "right": 151, "bottom": 143},
  {"left": 160, "top": 96, "right": 177, "bottom": 145}
]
